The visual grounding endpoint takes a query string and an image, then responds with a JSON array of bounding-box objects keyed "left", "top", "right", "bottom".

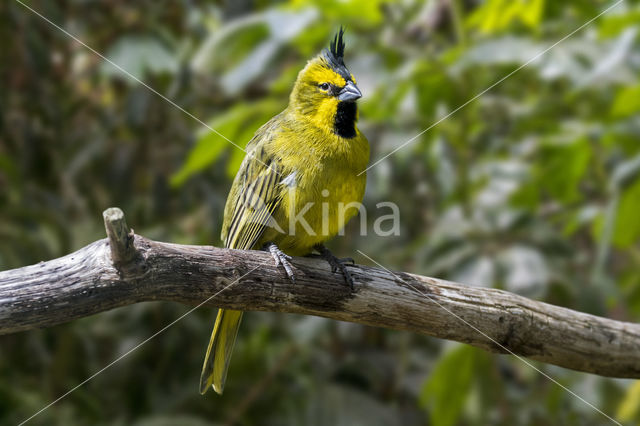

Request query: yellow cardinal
[{"left": 199, "top": 28, "right": 369, "bottom": 395}]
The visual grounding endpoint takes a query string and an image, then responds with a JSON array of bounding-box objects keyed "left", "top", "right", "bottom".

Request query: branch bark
[{"left": 1, "top": 208, "right": 639, "bottom": 378}]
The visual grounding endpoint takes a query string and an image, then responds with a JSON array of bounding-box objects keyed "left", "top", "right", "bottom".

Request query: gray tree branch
[{"left": 1, "top": 208, "right": 639, "bottom": 378}]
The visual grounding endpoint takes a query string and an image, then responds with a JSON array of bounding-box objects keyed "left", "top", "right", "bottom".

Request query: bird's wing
[
  {"left": 201, "top": 121, "right": 284, "bottom": 394},
  {"left": 221, "top": 125, "right": 283, "bottom": 251}
]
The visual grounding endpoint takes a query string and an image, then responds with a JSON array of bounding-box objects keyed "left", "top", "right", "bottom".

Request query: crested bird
[{"left": 200, "top": 28, "right": 369, "bottom": 395}]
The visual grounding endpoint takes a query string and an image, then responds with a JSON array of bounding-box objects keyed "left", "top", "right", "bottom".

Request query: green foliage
[
  {"left": 611, "top": 84, "right": 640, "bottom": 118},
  {"left": 3, "top": 0, "right": 640, "bottom": 425},
  {"left": 420, "top": 345, "right": 477, "bottom": 426},
  {"left": 290, "top": 0, "right": 386, "bottom": 26},
  {"left": 170, "top": 99, "right": 284, "bottom": 186},
  {"left": 618, "top": 380, "right": 640, "bottom": 423},
  {"left": 599, "top": 10, "right": 640, "bottom": 37},
  {"left": 103, "top": 36, "right": 178, "bottom": 81},
  {"left": 614, "top": 177, "right": 640, "bottom": 248},
  {"left": 536, "top": 138, "right": 591, "bottom": 204},
  {"left": 467, "top": 0, "right": 545, "bottom": 34}
]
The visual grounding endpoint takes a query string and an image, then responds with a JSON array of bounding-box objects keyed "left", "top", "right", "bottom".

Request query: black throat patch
[{"left": 334, "top": 101, "right": 357, "bottom": 139}]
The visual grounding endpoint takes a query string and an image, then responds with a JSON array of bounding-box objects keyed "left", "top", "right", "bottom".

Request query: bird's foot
[
  {"left": 314, "top": 244, "right": 355, "bottom": 289},
  {"left": 264, "top": 242, "right": 295, "bottom": 283}
]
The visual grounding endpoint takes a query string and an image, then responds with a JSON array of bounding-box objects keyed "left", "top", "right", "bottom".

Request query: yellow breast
[{"left": 260, "top": 127, "right": 369, "bottom": 255}]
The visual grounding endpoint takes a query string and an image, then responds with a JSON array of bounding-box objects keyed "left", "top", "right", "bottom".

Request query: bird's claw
[
  {"left": 314, "top": 245, "right": 355, "bottom": 290},
  {"left": 265, "top": 242, "right": 295, "bottom": 283}
]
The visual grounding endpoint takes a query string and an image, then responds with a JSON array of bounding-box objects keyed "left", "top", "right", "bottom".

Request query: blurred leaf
[
  {"left": 617, "top": 380, "right": 640, "bottom": 423},
  {"left": 192, "top": 8, "right": 317, "bottom": 95},
  {"left": 455, "top": 32, "right": 635, "bottom": 86},
  {"left": 451, "top": 256, "right": 495, "bottom": 287},
  {"left": 619, "top": 269, "right": 640, "bottom": 316},
  {"left": 498, "top": 245, "right": 548, "bottom": 296},
  {"left": 414, "top": 63, "right": 453, "bottom": 121},
  {"left": 611, "top": 153, "right": 640, "bottom": 188},
  {"left": 613, "top": 177, "right": 640, "bottom": 248},
  {"left": 474, "top": 160, "right": 528, "bottom": 207},
  {"left": 611, "top": 84, "right": 640, "bottom": 118},
  {"left": 599, "top": 10, "right": 640, "bottom": 37},
  {"left": 537, "top": 138, "right": 591, "bottom": 203},
  {"left": 578, "top": 28, "right": 637, "bottom": 88},
  {"left": 170, "top": 99, "right": 283, "bottom": 187},
  {"left": 453, "top": 36, "right": 542, "bottom": 69},
  {"left": 290, "top": 0, "right": 385, "bottom": 25},
  {"left": 420, "top": 345, "right": 476, "bottom": 426},
  {"left": 563, "top": 205, "right": 600, "bottom": 236},
  {"left": 102, "top": 36, "right": 178, "bottom": 81},
  {"left": 192, "top": 21, "right": 269, "bottom": 72},
  {"left": 467, "top": 0, "right": 545, "bottom": 34}
]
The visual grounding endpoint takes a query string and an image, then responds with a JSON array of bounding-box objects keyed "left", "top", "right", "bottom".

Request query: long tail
[{"left": 199, "top": 309, "right": 244, "bottom": 394}]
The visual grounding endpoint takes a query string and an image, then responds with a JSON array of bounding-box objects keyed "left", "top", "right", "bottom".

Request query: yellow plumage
[{"left": 200, "top": 29, "right": 368, "bottom": 394}]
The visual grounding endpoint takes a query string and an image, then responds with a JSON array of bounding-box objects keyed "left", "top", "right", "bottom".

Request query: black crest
[
  {"left": 330, "top": 27, "right": 346, "bottom": 62},
  {"left": 323, "top": 27, "right": 351, "bottom": 81}
]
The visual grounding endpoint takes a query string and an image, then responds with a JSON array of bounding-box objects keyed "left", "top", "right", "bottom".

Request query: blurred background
[{"left": 2, "top": 0, "right": 640, "bottom": 424}]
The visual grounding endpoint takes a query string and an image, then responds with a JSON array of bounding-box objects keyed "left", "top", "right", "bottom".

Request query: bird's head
[{"left": 289, "top": 28, "right": 362, "bottom": 139}]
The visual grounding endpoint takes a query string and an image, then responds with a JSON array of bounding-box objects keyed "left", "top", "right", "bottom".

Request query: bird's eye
[{"left": 319, "top": 83, "right": 330, "bottom": 91}]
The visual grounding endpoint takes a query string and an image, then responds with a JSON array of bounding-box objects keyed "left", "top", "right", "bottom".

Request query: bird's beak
[{"left": 337, "top": 81, "right": 362, "bottom": 102}]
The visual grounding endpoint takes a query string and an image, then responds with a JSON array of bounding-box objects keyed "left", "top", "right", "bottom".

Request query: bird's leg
[
  {"left": 313, "top": 244, "right": 355, "bottom": 289},
  {"left": 263, "top": 242, "right": 295, "bottom": 283}
]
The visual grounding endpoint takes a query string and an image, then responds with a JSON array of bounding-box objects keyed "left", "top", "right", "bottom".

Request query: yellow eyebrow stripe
[{"left": 306, "top": 66, "right": 346, "bottom": 87}]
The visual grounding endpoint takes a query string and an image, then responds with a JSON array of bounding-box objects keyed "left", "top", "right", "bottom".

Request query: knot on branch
[{"left": 103, "top": 207, "right": 144, "bottom": 273}]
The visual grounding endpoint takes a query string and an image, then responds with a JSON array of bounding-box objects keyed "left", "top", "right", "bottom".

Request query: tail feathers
[{"left": 199, "top": 309, "right": 244, "bottom": 394}]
